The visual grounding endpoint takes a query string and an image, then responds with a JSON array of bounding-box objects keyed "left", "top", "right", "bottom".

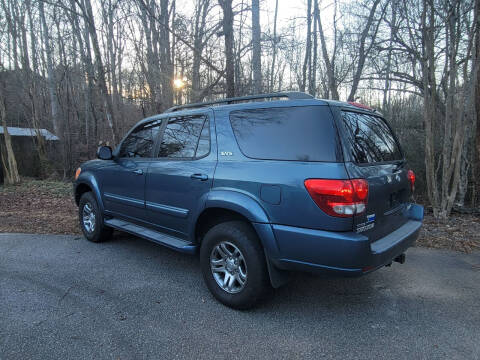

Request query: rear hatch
[{"left": 334, "top": 107, "right": 411, "bottom": 241}]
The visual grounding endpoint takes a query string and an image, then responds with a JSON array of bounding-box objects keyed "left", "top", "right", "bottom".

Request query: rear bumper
[{"left": 267, "top": 204, "right": 423, "bottom": 276}]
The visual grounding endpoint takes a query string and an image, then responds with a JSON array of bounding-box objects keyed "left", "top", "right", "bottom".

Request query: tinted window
[
  {"left": 119, "top": 120, "right": 162, "bottom": 158},
  {"left": 230, "top": 106, "right": 339, "bottom": 161},
  {"left": 196, "top": 120, "right": 210, "bottom": 158},
  {"left": 340, "top": 111, "right": 402, "bottom": 163},
  {"left": 158, "top": 115, "right": 209, "bottom": 158}
]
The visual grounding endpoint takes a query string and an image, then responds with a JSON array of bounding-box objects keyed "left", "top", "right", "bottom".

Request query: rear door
[
  {"left": 335, "top": 108, "right": 410, "bottom": 241},
  {"left": 145, "top": 110, "right": 216, "bottom": 239}
]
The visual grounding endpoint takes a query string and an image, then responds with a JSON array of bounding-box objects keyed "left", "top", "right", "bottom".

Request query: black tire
[
  {"left": 200, "top": 221, "right": 270, "bottom": 309},
  {"left": 78, "top": 192, "right": 113, "bottom": 243}
]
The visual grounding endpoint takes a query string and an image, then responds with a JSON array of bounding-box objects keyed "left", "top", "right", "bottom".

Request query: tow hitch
[{"left": 394, "top": 253, "right": 406, "bottom": 264}]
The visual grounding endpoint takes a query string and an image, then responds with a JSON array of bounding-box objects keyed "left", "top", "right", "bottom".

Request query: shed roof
[{"left": 0, "top": 127, "right": 59, "bottom": 141}]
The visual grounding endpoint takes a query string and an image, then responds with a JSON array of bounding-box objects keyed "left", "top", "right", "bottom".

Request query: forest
[{"left": 0, "top": 0, "right": 478, "bottom": 219}]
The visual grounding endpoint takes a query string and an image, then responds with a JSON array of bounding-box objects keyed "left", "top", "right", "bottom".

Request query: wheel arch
[
  {"left": 193, "top": 189, "right": 269, "bottom": 240},
  {"left": 74, "top": 172, "right": 104, "bottom": 212},
  {"left": 193, "top": 190, "right": 288, "bottom": 288}
]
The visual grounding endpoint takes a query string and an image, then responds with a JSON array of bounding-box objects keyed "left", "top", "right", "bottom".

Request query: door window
[
  {"left": 119, "top": 120, "right": 162, "bottom": 158},
  {"left": 158, "top": 115, "right": 210, "bottom": 159}
]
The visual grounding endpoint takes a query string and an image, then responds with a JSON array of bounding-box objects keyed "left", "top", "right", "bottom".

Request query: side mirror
[{"left": 97, "top": 146, "right": 113, "bottom": 160}]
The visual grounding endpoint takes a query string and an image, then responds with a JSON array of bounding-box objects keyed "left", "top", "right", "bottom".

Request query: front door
[
  {"left": 145, "top": 110, "right": 216, "bottom": 238},
  {"left": 101, "top": 119, "right": 163, "bottom": 223}
]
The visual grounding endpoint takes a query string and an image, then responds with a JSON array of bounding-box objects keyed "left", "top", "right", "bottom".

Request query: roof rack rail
[{"left": 164, "top": 92, "right": 313, "bottom": 113}]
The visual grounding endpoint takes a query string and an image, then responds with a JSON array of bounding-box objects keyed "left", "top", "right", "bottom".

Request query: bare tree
[
  {"left": 269, "top": 0, "right": 279, "bottom": 92},
  {"left": 251, "top": 0, "right": 262, "bottom": 94},
  {"left": 309, "top": 0, "right": 318, "bottom": 96},
  {"left": 159, "top": 0, "right": 173, "bottom": 110},
  {"left": 474, "top": 0, "right": 480, "bottom": 206},
  {"left": 316, "top": 0, "right": 340, "bottom": 100},
  {"left": 218, "top": 0, "right": 235, "bottom": 97},
  {"left": 76, "top": 0, "right": 118, "bottom": 143},
  {"left": 347, "top": 0, "right": 383, "bottom": 102},
  {"left": 192, "top": 0, "right": 211, "bottom": 101},
  {"left": 301, "top": 0, "right": 312, "bottom": 93},
  {"left": 0, "top": 89, "right": 20, "bottom": 184},
  {"left": 0, "top": 0, "right": 476, "bottom": 217},
  {"left": 38, "top": 0, "right": 61, "bottom": 137}
]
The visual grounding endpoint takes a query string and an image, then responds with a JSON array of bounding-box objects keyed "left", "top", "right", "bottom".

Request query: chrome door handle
[
  {"left": 132, "top": 169, "right": 143, "bottom": 175},
  {"left": 190, "top": 173, "right": 208, "bottom": 181}
]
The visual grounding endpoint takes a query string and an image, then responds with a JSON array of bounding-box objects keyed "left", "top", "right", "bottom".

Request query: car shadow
[{"left": 108, "top": 231, "right": 402, "bottom": 313}]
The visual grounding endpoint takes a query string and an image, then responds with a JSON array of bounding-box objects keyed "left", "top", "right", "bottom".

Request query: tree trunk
[
  {"left": 347, "top": 0, "right": 382, "bottom": 102},
  {"left": 301, "top": 0, "right": 312, "bottom": 93},
  {"left": 70, "top": 0, "right": 95, "bottom": 153},
  {"left": 316, "top": 2, "right": 339, "bottom": 100},
  {"left": 0, "top": 95, "right": 20, "bottom": 185},
  {"left": 192, "top": 0, "right": 210, "bottom": 101},
  {"left": 383, "top": 0, "right": 397, "bottom": 112},
  {"left": 269, "top": 0, "right": 279, "bottom": 92},
  {"left": 475, "top": 0, "right": 480, "bottom": 207},
  {"left": 38, "top": 0, "right": 61, "bottom": 137},
  {"left": 218, "top": 0, "right": 235, "bottom": 98},
  {"left": 421, "top": 0, "right": 440, "bottom": 216},
  {"left": 79, "top": 0, "right": 118, "bottom": 144},
  {"left": 160, "top": 0, "right": 173, "bottom": 110},
  {"left": 251, "top": 0, "right": 262, "bottom": 94},
  {"left": 309, "top": 0, "right": 318, "bottom": 96}
]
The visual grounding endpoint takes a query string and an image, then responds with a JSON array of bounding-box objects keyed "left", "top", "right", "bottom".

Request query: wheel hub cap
[
  {"left": 82, "top": 203, "right": 96, "bottom": 233},
  {"left": 210, "top": 241, "right": 247, "bottom": 294},
  {"left": 225, "top": 258, "right": 236, "bottom": 272}
]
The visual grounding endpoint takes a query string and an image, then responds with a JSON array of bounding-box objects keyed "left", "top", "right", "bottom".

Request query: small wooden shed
[{"left": 0, "top": 127, "right": 59, "bottom": 184}]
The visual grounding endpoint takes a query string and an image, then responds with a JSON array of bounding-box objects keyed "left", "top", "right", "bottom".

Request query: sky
[{"left": 174, "top": 0, "right": 336, "bottom": 36}]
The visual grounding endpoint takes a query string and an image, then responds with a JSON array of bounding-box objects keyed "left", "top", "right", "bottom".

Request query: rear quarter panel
[{"left": 212, "top": 103, "right": 353, "bottom": 232}]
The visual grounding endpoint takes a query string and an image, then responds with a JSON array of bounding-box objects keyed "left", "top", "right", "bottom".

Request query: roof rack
[{"left": 165, "top": 92, "right": 314, "bottom": 113}]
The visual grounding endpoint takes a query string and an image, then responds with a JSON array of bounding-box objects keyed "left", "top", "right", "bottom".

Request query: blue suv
[{"left": 74, "top": 92, "right": 423, "bottom": 309}]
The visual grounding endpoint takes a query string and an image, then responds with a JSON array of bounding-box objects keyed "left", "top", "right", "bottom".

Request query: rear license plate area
[{"left": 389, "top": 189, "right": 405, "bottom": 209}]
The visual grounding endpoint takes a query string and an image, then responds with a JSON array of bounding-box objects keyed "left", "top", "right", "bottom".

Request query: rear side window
[
  {"left": 229, "top": 106, "right": 339, "bottom": 162},
  {"left": 158, "top": 115, "right": 210, "bottom": 158},
  {"left": 340, "top": 111, "right": 402, "bottom": 164}
]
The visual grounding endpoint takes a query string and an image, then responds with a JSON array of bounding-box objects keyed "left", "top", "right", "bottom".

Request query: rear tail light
[
  {"left": 304, "top": 179, "right": 369, "bottom": 217},
  {"left": 407, "top": 170, "right": 415, "bottom": 192}
]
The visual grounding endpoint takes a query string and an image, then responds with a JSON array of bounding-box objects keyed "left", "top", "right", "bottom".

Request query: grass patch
[
  {"left": 0, "top": 177, "right": 79, "bottom": 235},
  {"left": 0, "top": 178, "right": 72, "bottom": 198}
]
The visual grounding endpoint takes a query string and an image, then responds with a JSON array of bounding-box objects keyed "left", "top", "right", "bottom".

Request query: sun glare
[{"left": 173, "top": 78, "right": 185, "bottom": 89}]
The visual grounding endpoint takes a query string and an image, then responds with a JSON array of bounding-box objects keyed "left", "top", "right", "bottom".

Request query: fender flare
[
  {"left": 205, "top": 188, "right": 269, "bottom": 223},
  {"left": 200, "top": 189, "right": 287, "bottom": 287},
  {"left": 200, "top": 189, "right": 280, "bottom": 258},
  {"left": 74, "top": 172, "right": 104, "bottom": 212}
]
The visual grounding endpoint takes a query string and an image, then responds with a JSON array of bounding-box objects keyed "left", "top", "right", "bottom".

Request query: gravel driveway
[{"left": 1, "top": 233, "right": 479, "bottom": 359}]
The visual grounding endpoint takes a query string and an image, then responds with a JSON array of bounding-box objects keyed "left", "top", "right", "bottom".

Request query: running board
[{"left": 104, "top": 218, "right": 197, "bottom": 254}]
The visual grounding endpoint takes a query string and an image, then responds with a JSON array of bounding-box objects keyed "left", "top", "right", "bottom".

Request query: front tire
[
  {"left": 78, "top": 192, "right": 112, "bottom": 243},
  {"left": 200, "top": 221, "right": 270, "bottom": 309}
]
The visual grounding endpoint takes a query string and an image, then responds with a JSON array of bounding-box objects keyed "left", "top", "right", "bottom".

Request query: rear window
[
  {"left": 229, "top": 106, "right": 339, "bottom": 162},
  {"left": 340, "top": 111, "right": 402, "bottom": 164}
]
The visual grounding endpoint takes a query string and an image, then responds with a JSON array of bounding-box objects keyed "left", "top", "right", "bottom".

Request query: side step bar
[{"left": 104, "top": 218, "right": 197, "bottom": 254}]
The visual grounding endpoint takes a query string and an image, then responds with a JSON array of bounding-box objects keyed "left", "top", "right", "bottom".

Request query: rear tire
[
  {"left": 78, "top": 192, "right": 112, "bottom": 243},
  {"left": 200, "top": 221, "right": 270, "bottom": 309}
]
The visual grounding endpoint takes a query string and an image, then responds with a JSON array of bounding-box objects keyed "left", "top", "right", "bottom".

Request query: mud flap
[{"left": 265, "top": 255, "right": 291, "bottom": 288}]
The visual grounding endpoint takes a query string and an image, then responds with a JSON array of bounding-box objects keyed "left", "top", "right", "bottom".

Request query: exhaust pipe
[{"left": 394, "top": 253, "right": 406, "bottom": 264}]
